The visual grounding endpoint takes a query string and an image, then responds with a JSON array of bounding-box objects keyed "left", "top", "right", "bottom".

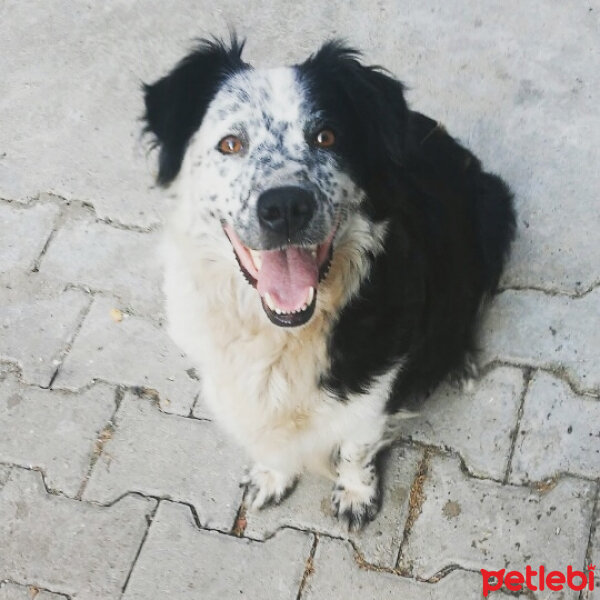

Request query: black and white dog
[{"left": 143, "top": 37, "right": 515, "bottom": 529}]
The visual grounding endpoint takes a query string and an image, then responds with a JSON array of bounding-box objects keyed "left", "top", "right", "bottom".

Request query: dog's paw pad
[
  {"left": 243, "top": 466, "right": 297, "bottom": 510},
  {"left": 331, "top": 482, "right": 381, "bottom": 531}
]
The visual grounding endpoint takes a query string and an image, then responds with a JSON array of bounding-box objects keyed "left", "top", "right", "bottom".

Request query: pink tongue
[{"left": 257, "top": 247, "right": 318, "bottom": 311}]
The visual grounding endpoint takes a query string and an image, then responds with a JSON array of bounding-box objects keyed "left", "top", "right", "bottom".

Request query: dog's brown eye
[
  {"left": 218, "top": 135, "right": 243, "bottom": 155},
  {"left": 314, "top": 129, "right": 336, "bottom": 148}
]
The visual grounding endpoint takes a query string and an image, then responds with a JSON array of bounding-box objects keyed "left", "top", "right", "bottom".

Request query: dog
[{"left": 142, "top": 37, "right": 515, "bottom": 529}]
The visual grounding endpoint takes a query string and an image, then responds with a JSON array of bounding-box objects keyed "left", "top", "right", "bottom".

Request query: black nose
[{"left": 257, "top": 186, "right": 316, "bottom": 238}]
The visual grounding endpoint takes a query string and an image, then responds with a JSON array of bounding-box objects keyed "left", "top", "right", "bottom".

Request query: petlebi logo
[{"left": 481, "top": 564, "right": 595, "bottom": 596}]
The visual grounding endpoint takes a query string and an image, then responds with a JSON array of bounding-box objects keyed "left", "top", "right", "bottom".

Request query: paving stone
[
  {"left": 0, "top": 275, "right": 90, "bottom": 386},
  {"left": 304, "top": 537, "right": 515, "bottom": 599},
  {"left": 480, "top": 289, "right": 600, "bottom": 393},
  {"left": 40, "top": 215, "right": 163, "bottom": 316},
  {"left": 0, "top": 376, "right": 115, "bottom": 496},
  {"left": 510, "top": 372, "right": 600, "bottom": 484},
  {"left": 400, "top": 454, "right": 595, "bottom": 583},
  {"left": 0, "top": 468, "right": 156, "bottom": 600},
  {"left": 0, "top": 5, "right": 169, "bottom": 228},
  {"left": 0, "top": 465, "right": 11, "bottom": 488},
  {"left": 0, "top": 202, "right": 58, "bottom": 274},
  {"left": 122, "top": 501, "right": 311, "bottom": 600},
  {"left": 54, "top": 296, "right": 201, "bottom": 416},
  {"left": 397, "top": 367, "right": 524, "bottom": 480},
  {"left": 246, "top": 445, "right": 422, "bottom": 568},
  {"left": 0, "top": 582, "right": 69, "bottom": 600},
  {"left": 83, "top": 393, "right": 244, "bottom": 530}
]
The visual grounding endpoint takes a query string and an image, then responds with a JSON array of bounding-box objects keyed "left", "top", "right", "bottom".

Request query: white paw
[
  {"left": 242, "top": 465, "right": 297, "bottom": 510},
  {"left": 331, "top": 479, "right": 381, "bottom": 531}
]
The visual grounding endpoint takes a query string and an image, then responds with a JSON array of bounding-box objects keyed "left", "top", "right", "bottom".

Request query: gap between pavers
[
  {"left": 303, "top": 536, "right": 517, "bottom": 599},
  {"left": 39, "top": 213, "right": 164, "bottom": 316},
  {"left": 584, "top": 499, "right": 600, "bottom": 600},
  {"left": 396, "top": 366, "right": 524, "bottom": 480},
  {"left": 0, "top": 375, "right": 116, "bottom": 496},
  {"left": 0, "top": 581, "right": 70, "bottom": 599},
  {"left": 399, "top": 453, "right": 595, "bottom": 582},
  {"left": 480, "top": 288, "right": 600, "bottom": 393},
  {"left": 0, "top": 274, "right": 90, "bottom": 387},
  {"left": 0, "top": 468, "right": 156, "bottom": 600},
  {"left": 122, "top": 500, "right": 313, "bottom": 600},
  {"left": 509, "top": 370, "right": 600, "bottom": 484},
  {"left": 53, "top": 295, "right": 205, "bottom": 417},
  {"left": 82, "top": 392, "right": 244, "bottom": 531},
  {"left": 0, "top": 201, "right": 59, "bottom": 274}
]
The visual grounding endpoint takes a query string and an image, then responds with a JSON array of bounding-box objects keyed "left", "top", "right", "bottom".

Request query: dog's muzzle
[{"left": 224, "top": 186, "right": 336, "bottom": 328}]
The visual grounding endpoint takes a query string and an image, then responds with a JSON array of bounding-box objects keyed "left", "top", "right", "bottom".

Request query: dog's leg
[
  {"left": 331, "top": 441, "right": 383, "bottom": 530},
  {"left": 242, "top": 463, "right": 299, "bottom": 510}
]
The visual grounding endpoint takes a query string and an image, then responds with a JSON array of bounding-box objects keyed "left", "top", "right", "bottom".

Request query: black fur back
[{"left": 298, "top": 45, "right": 516, "bottom": 410}]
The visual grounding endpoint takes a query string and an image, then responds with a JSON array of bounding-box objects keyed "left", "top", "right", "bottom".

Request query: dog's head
[{"left": 144, "top": 37, "right": 408, "bottom": 327}]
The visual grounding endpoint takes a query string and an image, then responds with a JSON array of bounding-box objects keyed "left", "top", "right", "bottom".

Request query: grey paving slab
[
  {"left": 0, "top": 376, "right": 115, "bottom": 496},
  {"left": 0, "top": 582, "right": 69, "bottom": 600},
  {"left": 246, "top": 445, "right": 421, "bottom": 568},
  {"left": 54, "top": 296, "right": 201, "bottom": 415},
  {"left": 400, "top": 454, "right": 595, "bottom": 585},
  {"left": 0, "top": 468, "right": 156, "bottom": 600},
  {"left": 480, "top": 289, "right": 600, "bottom": 393},
  {"left": 304, "top": 537, "right": 515, "bottom": 600},
  {"left": 122, "top": 501, "right": 312, "bottom": 600},
  {"left": 0, "top": 3, "right": 169, "bottom": 227},
  {"left": 0, "top": 465, "right": 11, "bottom": 488},
  {"left": 0, "top": 275, "right": 90, "bottom": 387},
  {"left": 396, "top": 367, "right": 524, "bottom": 480},
  {"left": 83, "top": 393, "right": 244, "bottom": 530},
  {"left": 510, "top": 372, "right": 600, "bottom": 484},
  {"left": 2, "top": 1, "right": 599, "bottom": 288},
  {"left": 39, "top": 215, "right": 163, "bottom": 316},
  {"left": 0, "top": 202, "right": 58, "bottom": 274}
]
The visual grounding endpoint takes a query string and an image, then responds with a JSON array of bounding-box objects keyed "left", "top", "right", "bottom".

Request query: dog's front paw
[
  {"left": 242, "top": 465, "right": 298, "bottom": 510},
  {"left": 331, "top": 480, "right": 381, "bottom": 531}
]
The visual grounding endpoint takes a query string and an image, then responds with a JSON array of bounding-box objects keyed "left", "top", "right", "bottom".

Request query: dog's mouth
[{"left": 224, "top": 224, "right": 336, "bottom": 327}]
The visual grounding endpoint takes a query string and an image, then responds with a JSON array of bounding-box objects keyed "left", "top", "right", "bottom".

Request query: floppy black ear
[
  {"left": 297, "top": 41, "right": 408, "bottom": 195},
  {"left": 143, "top": 36, "right": 249, "bottom": 185}
]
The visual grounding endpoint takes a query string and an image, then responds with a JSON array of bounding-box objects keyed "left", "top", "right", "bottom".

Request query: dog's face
[
  {"left": 144, "top": 39, "right": 408, "bottom": 327},
  {"left": 183, "top": 66, "right": 356, "bottom": 326}
]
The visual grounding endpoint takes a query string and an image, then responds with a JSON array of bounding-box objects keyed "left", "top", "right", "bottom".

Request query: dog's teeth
[
  {"left": 310, "top": 247, "right": 317, "bottom": 258},
  {"left": 264, "top": 292, "right": 277, "bottom": 312},
  {"left": 249, "top": 249, "right": 262, "bottom": 270},
  {"left": 265, "top": 289, "right": 315, "bottom": 317}
]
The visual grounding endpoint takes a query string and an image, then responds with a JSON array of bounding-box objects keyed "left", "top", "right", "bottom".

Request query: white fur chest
[{"left": 162, "top": 218, "right": 392, "bottom": 476}]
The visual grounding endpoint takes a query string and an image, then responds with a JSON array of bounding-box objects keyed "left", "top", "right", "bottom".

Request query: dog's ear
[
  {"left": 298, "top": 41, "right": 408, "bottom": 200},
  {"left": 143, "top": 36, "right": 248, "bottom": 185}
]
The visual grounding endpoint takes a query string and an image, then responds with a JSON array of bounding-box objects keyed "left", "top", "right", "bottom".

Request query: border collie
[{"left": 143, "top": 37, "right": 515, "bottom": 529}]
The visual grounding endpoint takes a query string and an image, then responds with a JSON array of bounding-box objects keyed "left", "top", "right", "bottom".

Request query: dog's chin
[{"left": 223, "top": 224, "right": 335, "bottom": 328}]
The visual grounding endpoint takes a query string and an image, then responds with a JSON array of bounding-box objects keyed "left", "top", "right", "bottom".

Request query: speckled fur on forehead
[{"left": 179, "top": 66, "right": 362, "bottom": 250}]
